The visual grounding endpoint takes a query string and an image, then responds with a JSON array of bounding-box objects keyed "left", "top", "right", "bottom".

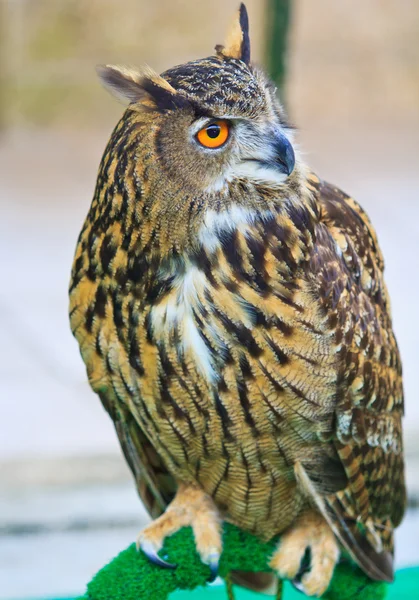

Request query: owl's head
[{"left": 98, "top": 4, "right": 305, "bottom": 223}]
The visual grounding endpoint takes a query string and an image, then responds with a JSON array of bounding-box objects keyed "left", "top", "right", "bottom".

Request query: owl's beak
[
  {"left": 235, "top": 129, "right": 295, "bottom": 186},
  {"left": 271, "top": 131, "right": 295, "bottom": 176}
]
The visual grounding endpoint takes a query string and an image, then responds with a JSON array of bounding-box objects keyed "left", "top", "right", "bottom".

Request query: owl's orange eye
[{"left": 196, "top": 120, "right": 230, "bottom": 149}]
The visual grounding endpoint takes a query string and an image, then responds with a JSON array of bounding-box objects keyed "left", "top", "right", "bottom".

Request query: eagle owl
[{"left": 69, "top": 4, "right": 406, "bottom": 596}]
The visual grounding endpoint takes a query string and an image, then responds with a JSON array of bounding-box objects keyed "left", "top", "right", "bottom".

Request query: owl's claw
[
  {"left": 270, "top": 511, "right": 339, "bottom": 597},
  {"left": 291, "top": 547, "right": 311, "bottom": 593},
  {"left": 207, "top": 552, "right": 220, "bottom": 582},
  {"left": 291, "top": 579, "right": 306, "bottom": 595},
  {"left": 138, "top": 539, "right": 177, "bottom": 569},
  {"left": 136, "top": 484, "right": 222, "bottom": 580}
]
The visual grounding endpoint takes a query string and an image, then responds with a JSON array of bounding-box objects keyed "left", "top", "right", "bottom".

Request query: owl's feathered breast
[
  {"left": 69, "top": 133, "right": 405, "bottom": 565},
  {"left": 69, "top": 138, "right": 342, "bottom": 532}
]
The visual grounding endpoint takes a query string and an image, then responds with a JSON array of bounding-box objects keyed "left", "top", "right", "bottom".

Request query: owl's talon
[
  {"left": 136, "top": 484, "right": 222, "bottom": 578},
  {"left": 138, "top": 539, "right": 177, "bottom": 569},
  {"left": 270, "top": 511, "right": 339, "bottom": 597},
  {"left": 291, "top": 548, "right": 312, "bottom": 594},
  {"left": 207, "top": 552, "right": 220, "bottom": 582},
  {"left": 291, "top": 579, "right": 306, "bottom": 595}
]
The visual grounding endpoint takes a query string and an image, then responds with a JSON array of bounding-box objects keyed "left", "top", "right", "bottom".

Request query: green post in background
[
  {"left": 265, "top": 0, "right": 292, "bottom": 101},
  {"left": 0, "top": 0, "right": 5, "bottom": 131}
]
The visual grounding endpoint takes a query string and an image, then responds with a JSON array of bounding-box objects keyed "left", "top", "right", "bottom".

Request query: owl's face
[
  {"left": 98, "top": 4, "right": 302, "bottom": 220},
  {"left": 154, "top": 57, "right": 296, "bottom": 195}
]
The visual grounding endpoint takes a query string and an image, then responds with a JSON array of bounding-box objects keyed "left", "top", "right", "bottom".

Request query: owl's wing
[
  {"left": 301, "top": 175, "right": 406, "bottom": 581},
  {"left": 99, "top": 392, "right": 176, "bottom": 519}
]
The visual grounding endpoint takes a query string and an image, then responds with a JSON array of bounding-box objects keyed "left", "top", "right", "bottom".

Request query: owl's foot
[
  {"left": 137, "top": 483, "right": 222, "bottom": 580},
  {"left": 270, "top": 510, "right": 339, "bottom": 597}
]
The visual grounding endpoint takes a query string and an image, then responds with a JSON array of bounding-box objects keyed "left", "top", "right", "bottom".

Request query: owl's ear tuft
[
  {"left": 96, "top": 64, "right": 187, "bottom": 111},
  {"left": 97, "top": 65, "right": 147, "bottom": 104},
  {"left": 215, "top": 3, "right": 250, "bottom": 64}
]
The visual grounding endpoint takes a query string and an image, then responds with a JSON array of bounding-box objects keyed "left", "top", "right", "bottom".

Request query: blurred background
[{"left": 1, "top": 0, "right": 418, "bottom": 598}]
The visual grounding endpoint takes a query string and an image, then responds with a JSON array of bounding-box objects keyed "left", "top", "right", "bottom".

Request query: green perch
[{"left": 78, "top": 523, "right": 387, "bottom": 600}]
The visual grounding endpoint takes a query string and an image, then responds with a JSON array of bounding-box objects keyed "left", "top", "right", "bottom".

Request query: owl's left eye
[{"left": 196, "top": 120, "right": 230, "bottom": 149}]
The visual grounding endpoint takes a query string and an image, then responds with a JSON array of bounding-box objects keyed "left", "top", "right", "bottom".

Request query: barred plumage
[{"left": 69, "top": 4, "right": 405, "bottom": 596}]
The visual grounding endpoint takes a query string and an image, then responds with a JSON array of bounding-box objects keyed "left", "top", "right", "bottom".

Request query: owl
[{"left": 69, "top": 4, "right": 406, "bottom": 597}]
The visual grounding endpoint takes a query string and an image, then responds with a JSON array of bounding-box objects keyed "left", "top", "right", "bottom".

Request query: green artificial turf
[{"left": 78, "top": 523, "right": 388, "bottom": 600}]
